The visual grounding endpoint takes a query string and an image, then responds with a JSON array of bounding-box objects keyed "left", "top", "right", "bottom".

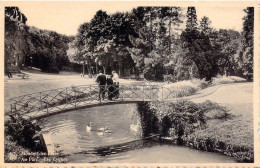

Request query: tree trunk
[
  {"left": 118, "top": 64, "right": 123, "bottom": 77},
  {"left": 96, "top": 62, "right": 98, "bottom": 75},
  {"left": 103, "top": 66, "right": 106, "bottom": 75},
  {"left": 86, "top": 57, "right": 91, "bottom": 76},
  {"left": 135, "top": 67, "right": 140, "bottom": 80},
  {"left": 169, "top": 7, "right": 172, "bottom": 54},
  {"left": 82, "top": 61, "right": 85, "bottom": 77}
]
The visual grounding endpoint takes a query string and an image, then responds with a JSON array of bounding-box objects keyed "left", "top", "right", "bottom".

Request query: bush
[
  {"left": 211, "top": 75, "right": 246, "bottom": 86},
  {"left": 160, "top": 80, "right": 199, "bottom": 99},
  {"left": 211, "top": 75, "right": 234, "bottom": 85},
  {"left": 150, "top": 100, "right": 206, "bottom": 140},
  {"left": 5, "top": 114, "right": 47, "bottom": 152},
  {"left": 191, "top": 78, "right": 209, "bottom": 89},
  {"left": 200, "top": 100, "right": 230, "bottom": 120},
  {"left": 150, "top": 100, "right": 230, "bottom": 143}
]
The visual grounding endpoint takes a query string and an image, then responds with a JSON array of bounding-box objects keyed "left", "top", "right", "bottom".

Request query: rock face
[{"left": 5, "top": 7, "right": 27, "bottom": 72}]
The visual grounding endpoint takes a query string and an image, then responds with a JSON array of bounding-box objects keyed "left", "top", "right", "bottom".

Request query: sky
[{"left": 15, "top": 2, "right": 246, "bottom": 36}]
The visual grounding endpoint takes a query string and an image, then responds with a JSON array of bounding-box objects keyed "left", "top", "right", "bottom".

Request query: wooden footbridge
[{"left": 6, "top": 84, "right": 181, "bottom": 120}]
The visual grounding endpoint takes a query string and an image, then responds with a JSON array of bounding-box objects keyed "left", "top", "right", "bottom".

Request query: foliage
[
  {"left": 199, "top": 16, "right": 212, "bottom": 36},
  {"left": 137, "top": 102, "right": 159, "bottom": 137},
  {"left": 181, "top": 12, "right": 219, "bottom": 80},
  {"left": 5, "top": 7, "right": 28, "bottom": 72},
  {"left": 24, "top": 27, "right": 72, "bottom": 73},
  {"left": 5, "top": 7, "right": 73, "bottom": 73},
  {"left": 5, "top": 114, "right": 47, "bottom": 152},
  {"left": 187, "top": 103, "right": 253, "bottom": 162},
  {"left": 5, "top": 135, "right": 32, "bottom": 163},
  {"left": 239, "top": 7, "right": 254, "bottom": 80},
  {"left": 150, "top": 100, "right": 207, "bottom": 144},
  {"left": 186, "top": 7, "right": 198, "bottom": 31},
  {"left": 191, "top": 78, "right": 209, "bottom": 89},
  {"left": 5, "top": 6, "right": 254, "bottom": 80},
  {"left": 128, "top": 7, "right": 183, "bottom": 79},
  {"left": 211, "top": 75, "right": 246, "bottom": 85},
  {"left": 200, "top": 100, "right": 230, "bottom": 120},
  {"left": 160, "top": 80, "right": 200, "bottom": 99}
]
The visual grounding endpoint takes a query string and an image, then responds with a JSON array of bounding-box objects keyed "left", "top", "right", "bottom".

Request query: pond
[{"left": 42, "top": 103, "right": 237, "bottom": 163}]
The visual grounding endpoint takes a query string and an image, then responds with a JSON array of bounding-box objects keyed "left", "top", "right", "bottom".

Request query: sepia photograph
[{"left": 1, "top": 1, "right": 257, "bottom": 164}]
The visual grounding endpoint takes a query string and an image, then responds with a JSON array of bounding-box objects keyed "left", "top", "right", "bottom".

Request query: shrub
[
  {"left": 150, "top": 100, "right": 206, "bottom": 140},
  {"left": 191, "top": 78, "right": 209, "bottom": 89},
  {"left": 160, "top": 80, "right": 199, "bottom": 99},
  {"left": 150, "top": 100, "right": 230, "bottom": 144},
  {"left": 5, "top": 114, "right": 47, "bottom": 152},
  {"left": 5, "top": 135, "right": 32, "bottom": 163},
  {"left": 211, "top": 76, "right": 234, "bottom": 85},
  {"left": 200, "top": 100, "right": 231, "bottom": 120}
]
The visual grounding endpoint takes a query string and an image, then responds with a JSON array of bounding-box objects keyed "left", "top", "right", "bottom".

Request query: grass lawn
[
  {"left": 187, "top": 83, "right": 253, "bottom": 162},
  {"left": 191, "top": 103, "right": 253, "bottom": 148}
]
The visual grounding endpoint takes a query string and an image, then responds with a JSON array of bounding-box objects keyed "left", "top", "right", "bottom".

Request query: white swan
[
  {"left": 86, "top": 122, "right": 93, "bottom": 132},
  {"left": 130, "top": 124, "right": 139, "bottom": 132},
  {"left": 104, "top": 129, "right": 113, "bottom": 134},
  {"left": 97, "top": 126, "right": 108, "bottom": 132},
  {"left": 87, "top": 123, "right": 113, "bottom": 134}
]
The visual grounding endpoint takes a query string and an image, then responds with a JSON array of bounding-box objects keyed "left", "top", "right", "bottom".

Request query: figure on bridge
[
  {"left": 112, "top": 71, "right": 119, "bottom": 99},
  {"left": 95, "top": 70, "right": 107, "bottom": 100},
  {"left": 106, "top": 75, "right": 114, "bottom": 100}
]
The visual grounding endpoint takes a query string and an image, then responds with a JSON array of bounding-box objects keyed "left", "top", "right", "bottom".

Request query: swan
[
  {"left": 87, "top": 123, "right": 113, "bottom": 134},
  {"left": 97, "top": 126, "right": 108, "bottom": 132},
  {"left": 86, "top": 122, "right": 93, "bottom": 132},
  {"left": 104, "top": 129, "right": 113, "bottom": 134},
  {"left": 130, "top": 124, "right": 139, "bottom": 132}
]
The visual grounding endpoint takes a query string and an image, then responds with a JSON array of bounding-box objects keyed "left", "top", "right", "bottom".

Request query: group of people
[{"left": 95, "top": 70, "right": 119, "bottom": 101}]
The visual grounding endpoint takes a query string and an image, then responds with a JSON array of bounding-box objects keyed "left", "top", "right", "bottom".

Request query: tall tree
[
  {"left": 239, "top": 7, "right": 254, "bottom": 80},
  {"left": 199, "top": 16, "right": 212, "bottom": 36},
  {"left": 128, "top": 7, "right": 183, "bottom": 80},
  {"left": 5, "top": 7, "right": 28, "bottom": 72},
  {"left": 181, "top": 7, "right": 218, "bottom": 80},
  {"left": 186, "top": 7, "right": 198, "bottom": 32}
]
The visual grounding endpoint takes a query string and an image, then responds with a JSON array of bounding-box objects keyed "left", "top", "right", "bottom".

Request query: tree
[
  {"left": 186, "top": 7, "right": 198, "bottom": 32},
  {"left": 128, "top": 7, "right": 183, "bottom": 80},
  {"left": 70, "top": 23, "right": 94, "bottom": 77},
  {"left": 181, "top": 7, "right": 218, "bottom": 80},
  {"left": 94, "top": 37, "right": 115, "bottom": 74},
  {"left": 5, "top": 7, "right": 28, "bottom": 72},
  {"left": 211, "top": 29, "right": 241, "bottom": 76},
  {"left": 199, "top": 16, "right": 212, "bottom": 36},
  {"left": 239, "top": 7, "right": 254, "bottom": 80}
]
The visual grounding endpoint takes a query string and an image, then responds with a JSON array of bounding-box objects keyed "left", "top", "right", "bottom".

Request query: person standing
[
  {"left": 112, "top": 71, "right": 119, "bottom": 99},
  {"left": 106, "top": 75, "right": 114, "bottom": 100},
  {"left": 95, "top": 70, "right": 107, "bottom": 100}
]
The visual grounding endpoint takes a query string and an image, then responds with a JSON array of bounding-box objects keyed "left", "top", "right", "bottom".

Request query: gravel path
[{"left": 191, "top": 82, "right": 253, "bottom": 104}]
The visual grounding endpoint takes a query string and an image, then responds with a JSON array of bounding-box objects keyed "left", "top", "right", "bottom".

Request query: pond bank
[
  {"left": 160, "top": 136, "right": 253, "bottom": 162},
  {"left": 138, "top": 100, "right": 253, "bottom": 163}
]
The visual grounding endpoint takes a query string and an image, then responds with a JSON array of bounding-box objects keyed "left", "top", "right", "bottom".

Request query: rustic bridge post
[{"left": 121, "top": 85, "right": 124, "bottom": 101}]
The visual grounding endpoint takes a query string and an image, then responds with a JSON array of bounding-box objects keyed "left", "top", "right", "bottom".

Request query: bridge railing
[{"left": 6, "top": 84, "right": 180, "bottom": 119}]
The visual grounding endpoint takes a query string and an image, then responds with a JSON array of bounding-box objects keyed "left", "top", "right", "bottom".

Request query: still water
[{"left": 42, "top": 103, "right": 236, "bottom": 163}]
